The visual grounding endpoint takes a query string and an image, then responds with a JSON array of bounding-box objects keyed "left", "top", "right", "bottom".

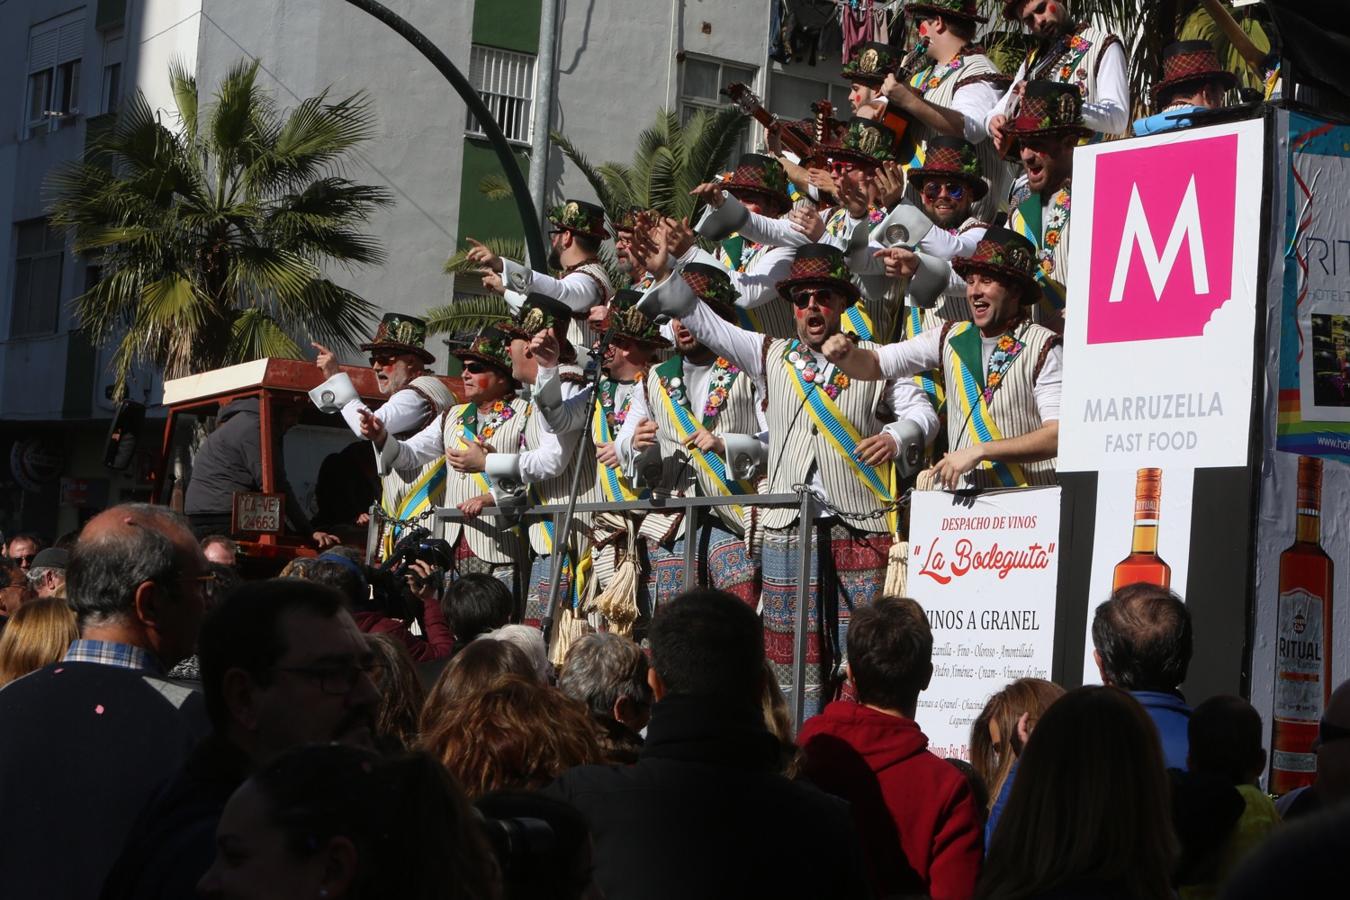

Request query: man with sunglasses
[
  {"left": 467, "top": 199, "right": 614, "bottom": 352},
  {"left": 984, "top": 0, "right": 1129, "bottom": 154},
  {"left": 639, "top": 242, "right": 937, "bottom": 716},
  {"left": 823, "top": 228, "right": 1061, "bottom": 492},
  {"left": 360, "top": 328, "right": 532, "bottom": 591},
  {"left": 877, "top": 1, "right": 1010, "bottom": 217},
  {"left": 312, "top": 313, "right": 455, "bottom": 556},
  {"left": 4, "top": 533, "right": 42, "bottom": 573}
]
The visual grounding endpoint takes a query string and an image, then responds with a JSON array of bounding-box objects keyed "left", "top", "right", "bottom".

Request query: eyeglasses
[
  {"left": 921, "top": 180, "right": 967, "bottom": 200},
  {"left": 11, "top": 554, "right": 36, "bottom": 566},
  {"left": 369, "top": 355, "right": 398, "bottom": 368},
  {"left": 790, "top": 289, "right": 840, "bottom": 309},
  {"left": 462, "top": 362, "right": 495, "bottom": 375},
  {"left": 276, "top": 659, "right": 382, "bottom": 696},
  {"left": 828, "top": 161, "right": 858, "bottom": 177}
]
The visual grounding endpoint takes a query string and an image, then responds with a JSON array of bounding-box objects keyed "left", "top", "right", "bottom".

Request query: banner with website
[
  {"left": 906, "top": 487, "right": 1061, "bottom": 761},
  {"left": 1273, "top": 113, "right": 1350, "bottom": 464}
]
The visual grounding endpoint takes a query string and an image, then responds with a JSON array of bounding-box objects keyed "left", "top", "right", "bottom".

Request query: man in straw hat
[
  {"left": 466, "top": 199, "right": 614, "bottom": 349},
  {"left": 985, "top": 0, "right": 1129, "bottom": 153},
  {"left": 615, "top": 264, "right": 767, "bottom": 610},
  {"left": 877, "top": 0, "right": 1011, "bottom": 216},
  {"left": 358, "top": 327, "right": 532, "bottom": 590},
  {"left": 638, "top": 240, "right": 937, "bottom": 717},
  {"left": 1003, "top": 80, "right": 1092, "bottom": 327},
  {"left": 1133, "top": 40, "right": 1238, "bottom": 136},
  {"left": 824, "top": 227, "right": 1061, "bottom": 492},
  {"left": 310, "top": 314, "right": 456, "bottom": 554}
]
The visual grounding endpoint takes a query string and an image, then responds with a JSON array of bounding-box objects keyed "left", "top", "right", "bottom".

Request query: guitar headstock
[{"left": 722, "top": 82, "right": 763, "bottom": 117}]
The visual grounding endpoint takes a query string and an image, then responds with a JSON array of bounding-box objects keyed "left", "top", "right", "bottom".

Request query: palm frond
[
  {"left": 168, "top": 59, "right": 199, "bottom": 142},
  {"left": 424, "top": 295, "right": 512, "bottom": 336},
  {"left": 551, "top": 129, "right": 616, "bottom": 214},
  {"left": 477, "top": 173, "right": 514, "bottom": 201},
  {"left": 445, "top": 238, "right": 526, "bottom": 275},
  {"left": 229, "top": 308, "right": 306, "bottom": 363}
]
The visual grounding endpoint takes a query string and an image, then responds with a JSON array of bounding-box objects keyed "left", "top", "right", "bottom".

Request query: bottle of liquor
[
  {"left": 1271, "top": 455, "right": 1335, "bottom": 794},
  {"left": 1112, "top": 468, "right": 1171, "bottom": 590}
]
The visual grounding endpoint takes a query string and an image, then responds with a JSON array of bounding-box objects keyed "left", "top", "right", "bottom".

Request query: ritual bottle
[
  {"left": 1271, "top": 455, "right": 1334, "bottom": 794},
  {"left": 1112, "top": 468, "right": 1170, "bottom": 590}
]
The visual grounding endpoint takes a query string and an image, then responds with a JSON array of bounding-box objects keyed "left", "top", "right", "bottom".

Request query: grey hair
[
  {"left": 475, "top": 624, "right": 552, "bottom": 683},
  {"left": 26, "top": 566, "right": 64, "bottom": 586},
  {"left": 66, "top": 504, "right": 190, "bottom": 626},
  {"left": 558, "top": 632, "right": 652, "bottom": 718}
]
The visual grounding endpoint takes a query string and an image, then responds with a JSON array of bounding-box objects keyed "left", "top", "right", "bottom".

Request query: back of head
[
  {"left": 0, "top": 598, "right": 79, "bottom": 687},
  {"left": 558, "top": 632, "right": 652, "bottom": 718},
  {"left": 198, "top": 578, "right": 345, "bottom": 733},
  {"left": 978, "top": 685, "right": 1176, "bottom": 900},
  {"left": 1188, "top": 694, "right": 1264, "bottom": 785},
  {"left": 476, "top": 790, "right": 594, "bottom": 900},
  {"left": 444, "top": 574, "right": 513, "bottom": 645},
  {"left": 66, "top": 503, "right": 191, "bottom": 627},
  {"left": 248, "top": 744, "right": 500, "bottom": 900},
  {"left": 419, "top": 673, "right": 602, "bottom": 797},
  {"left": 1092, "top": 583, "right": 1193, "bottom": 691},
  {"left": 422, "top": 638, "right": 537, "bottom": 723},
  {"left": 846, "top": 595, "right": 933, "bottom": 713},
  {"left": 366, "top": 632, "right": 426, "bottom": 751},
  {"left": 477, "top": 624, "right": 551, "bottom": 683},
  {"left": 309, "top": 554, "right": 369, "bottom": 608},
  {"left": 649, "top": 588, "right": 763, "bottom": 702}
]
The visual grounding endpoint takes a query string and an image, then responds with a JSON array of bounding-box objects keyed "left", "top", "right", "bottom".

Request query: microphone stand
[{"left": 540, "top": 323, "right": 619, "bottom": 637}]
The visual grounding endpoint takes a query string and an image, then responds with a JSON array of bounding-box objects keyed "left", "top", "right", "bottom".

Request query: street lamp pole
[
  {"left": 339, "top": 0, "right": 548, "bottom": 271},
  {"left": 528, "top": 0, "right": 560, "bottom": 220}
]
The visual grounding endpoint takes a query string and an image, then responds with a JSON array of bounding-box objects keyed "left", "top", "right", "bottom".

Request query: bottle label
[
  {"left": 1134, "top": 497, "right": 1159, "bottom": 524},
  {"left": 1272, "top": 749, "right": 1317, "bottom": 774},
  {"left": 1274, "top": 587, "right": 1325, "bottom": 723}
]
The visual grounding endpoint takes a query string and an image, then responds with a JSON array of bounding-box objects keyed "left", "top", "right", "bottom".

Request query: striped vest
[
  {"left": 906, "top": 49, "right": 1012, "bottom": 221},
  {"left": 1024, "top": 24, "right": 1124, "bottom": 135},
  {"left": 563, "top": 261, "right": 613, "bottom": 349},
  {"left": 720, "top": 242, "right": 797, "bottom": 339},
  {"left": 440, "top": 396, "right": 530, "bottom": 564},
  {"left": 525, "top": 369, "right": 597, "bottom": 557},
  {"left": 640, "top": 355, "right": 762, "bottom": 541},
  {"left": 940, "top": 320, "right": 1059, "bottom": 489},
  {"left": 378, "top": 377, "right": 456, "bottom": 542},
  {"left": 1008, "top": 179, "right": 1072, "bottom": 318},
  {"left": 761, "top": 336, "right": 894, "bottom": 534}
]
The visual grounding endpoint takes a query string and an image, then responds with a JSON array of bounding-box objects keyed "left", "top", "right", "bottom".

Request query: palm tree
[{"left": 47, "top": 59, "right": 391, "bottom": 395}]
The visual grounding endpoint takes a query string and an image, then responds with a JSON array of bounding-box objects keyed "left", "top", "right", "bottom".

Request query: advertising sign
[
  {"left": 1059, "top": 119, "right": 1265, "bottom": 472},
  {"left": 1273, "top": 113, "right": 1350, "bottom": 464},
  {"left": 907, "top": 487, "right": 1061, "bottom": 760}
]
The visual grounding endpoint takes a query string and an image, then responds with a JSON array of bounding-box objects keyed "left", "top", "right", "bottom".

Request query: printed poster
[{"left": 906, "top": 487, "right": 1061, "bottom": 761}]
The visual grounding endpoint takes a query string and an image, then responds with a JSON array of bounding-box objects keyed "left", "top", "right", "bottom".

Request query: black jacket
[
  {"left": 546, "top": 693, "right": 871, "bottom": 900},
  {"left": 183, "top": 398, "right": 313, "bottom": 535}
]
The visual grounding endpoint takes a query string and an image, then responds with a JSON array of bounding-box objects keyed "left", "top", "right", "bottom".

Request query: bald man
[{"left": 0, "top": 504, "right": 210, "bottom": 900}]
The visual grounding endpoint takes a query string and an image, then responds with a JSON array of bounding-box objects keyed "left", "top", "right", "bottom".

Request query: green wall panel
[
  {"left": 455, "top": 140, "right": 533, "bottom": 246},
  {"left": 471, "top": 0, "right": 542, "bottom": 53}
]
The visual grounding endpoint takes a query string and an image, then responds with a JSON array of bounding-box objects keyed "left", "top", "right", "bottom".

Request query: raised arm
[{"left": 638, "top": 272, "right": 767, "bottom": 380}]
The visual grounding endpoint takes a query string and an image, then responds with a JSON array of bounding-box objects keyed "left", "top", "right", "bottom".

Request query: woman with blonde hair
[
  {"left": 0, "top": 598, "right": 78, "bottom": 688},
  {"left": 976, "top": 686, "right": 1177, "bottom": 900}
]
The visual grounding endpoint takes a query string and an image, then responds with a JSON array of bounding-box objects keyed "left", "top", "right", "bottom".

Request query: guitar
[{"left": 722, "top": 83, "right": 816, "bottom": 158}]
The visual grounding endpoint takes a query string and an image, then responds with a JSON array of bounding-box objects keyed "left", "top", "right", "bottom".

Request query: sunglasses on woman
[{"left": 920, "top": 180, "right": 967, "bottom": 200}]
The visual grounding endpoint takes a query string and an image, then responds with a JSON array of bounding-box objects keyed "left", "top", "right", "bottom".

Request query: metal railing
[{"left": 408, "top": 492, "right": 824, "bottom": 728}]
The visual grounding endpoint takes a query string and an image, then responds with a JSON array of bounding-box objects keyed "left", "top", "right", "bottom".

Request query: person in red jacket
[{"left": 798, "top": 595, "right": 983, "bottom": 900}]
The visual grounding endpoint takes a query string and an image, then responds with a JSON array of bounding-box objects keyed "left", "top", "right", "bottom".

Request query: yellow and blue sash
[
  {"left": 453, "top": 404, "right": 494, "bottom": 495},
  {"left": 535, "top": 490, "right": 591, "bottom": 610},
  {"left": 1011, "top": 194, "right": 1067, "bottom": 313},
  {"left": 721, "top": 239, "right": 767, "bottom": 332},
  {"left": 905, "top": 306, "right": 946, "bottom": 413},
  {"left": 655, "top": 361, "right": 757, "bottom": 522},
  {"left": 592, "top": 381, "right": 645, "bottom": 503},
  {"left": 380, "top": 458, "right": 447, "bottom": 557},
  {"left": 782, "top": 343, "right": 898, "bottom": 532},
  {"left": 945, "top": 323, "right": 1029, "bottom": 487}
]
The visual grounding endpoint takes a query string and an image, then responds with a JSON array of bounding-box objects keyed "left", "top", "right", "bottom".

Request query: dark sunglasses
[
  {"left": 921, "top": 180, "right": 967, "bottom": 200},
  {"left": 11, "top": 554, "right": 36, "bottom": 565},
  {"left": 790, "top": 289, "right": 840, "bottom": 309},
  {"left": 462, "top": 362, "right": 495, "bottom": 375},
  {"left": 369, "top": 355, "right": 398, "bottom": 367},
  {"left": 828, "top": 161, "right": 859, "bottom": 176}
]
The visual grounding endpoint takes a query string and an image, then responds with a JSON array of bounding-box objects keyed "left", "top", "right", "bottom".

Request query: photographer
[{"left": 311, "top": 547, "right": 454, "bottom": 662}]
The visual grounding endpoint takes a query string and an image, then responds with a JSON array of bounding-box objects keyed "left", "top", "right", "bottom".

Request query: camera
[{"left": 365, "top": 527, "right": 454, "bottom": 622}]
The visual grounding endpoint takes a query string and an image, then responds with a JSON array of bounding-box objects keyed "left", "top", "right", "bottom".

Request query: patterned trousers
[
  {"left": 646, "top": 519, "right": 759, "bottom": 612},
  {"left": 760, "top": 520, "right": 891, "bottom": 720}
]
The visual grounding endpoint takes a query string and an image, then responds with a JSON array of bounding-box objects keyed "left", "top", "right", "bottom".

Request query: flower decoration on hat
[{"left": 547, "top": 199, "right": 610, "bottom": 239}]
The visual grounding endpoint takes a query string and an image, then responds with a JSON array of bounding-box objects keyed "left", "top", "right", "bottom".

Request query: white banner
[
  {"left": 1059, "top": 119, "right": 1265, "bottom": 472},
  {"left": 906, "top": 487, "right": 1062, "bottom": 760}
]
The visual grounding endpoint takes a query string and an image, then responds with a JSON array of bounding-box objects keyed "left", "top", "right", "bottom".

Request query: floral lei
[
  {"left": 600, "top": 376, "right": 643, "bottom": 431},
  {"left": 476, "top": 399, "right": 517, "bottom": 441},
  {"left": 984, "top": 330, "right": 1026, "bottom": 405},
  {"left": 1039, "top": 187, "right": 1072, "bottom": 278},
  {"left": 910, "top": 53, "right": 965, "bottom": 94},
  {"left": 784, "top": 341, "right": 850, "bottom": 401},
  {"left": 1057, "top": 34, "right": 1093, "bottom": 82}
]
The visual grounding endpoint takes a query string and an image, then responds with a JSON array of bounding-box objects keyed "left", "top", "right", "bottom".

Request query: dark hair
[
  {"left": 572, "top": 232, "right": 602, "bottom": 255},
  {"left": 936, "top": 12, "right": 977, "bottom": 40},
  {"left": 306, "top": 558, "right": 367, "bottom": 608},
  {"left": 200, "top": 534, "right": 239, "bottom": 556},
  {"left": 649, "top": 588, "right": 764, "bottom": 701},
  {"left": 366, "top": 632, "right": 427, "bottom": 751},
  {"left": 198, "top": 578, "right": 345, "bottom": 732},
  {"left": 1092, "top": 584, "right": 1193, "bottom": 691},
  {"left": 6, "top": 533, "right": 45, "bottom": 554},
  {"left": 977, "top": 686, "right": 1176, "bottom": 900},
  {"left": 66, "top": 504, "right": 186, "bottom": 625},
  {"left": 443, "top": 574, "right": 513, "bottom": 646},
  {"left": 476, "top": 790, "right": 594, "bottom": 900},
  {"left": 847, "top": 596, "right": 933, "bottom": 711},
  {"left": 1188, "top": 694, "right": 1265, "bottom": 785},
  {"left": 250, "top": 744, "right": 500, "bottom": 900}
]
